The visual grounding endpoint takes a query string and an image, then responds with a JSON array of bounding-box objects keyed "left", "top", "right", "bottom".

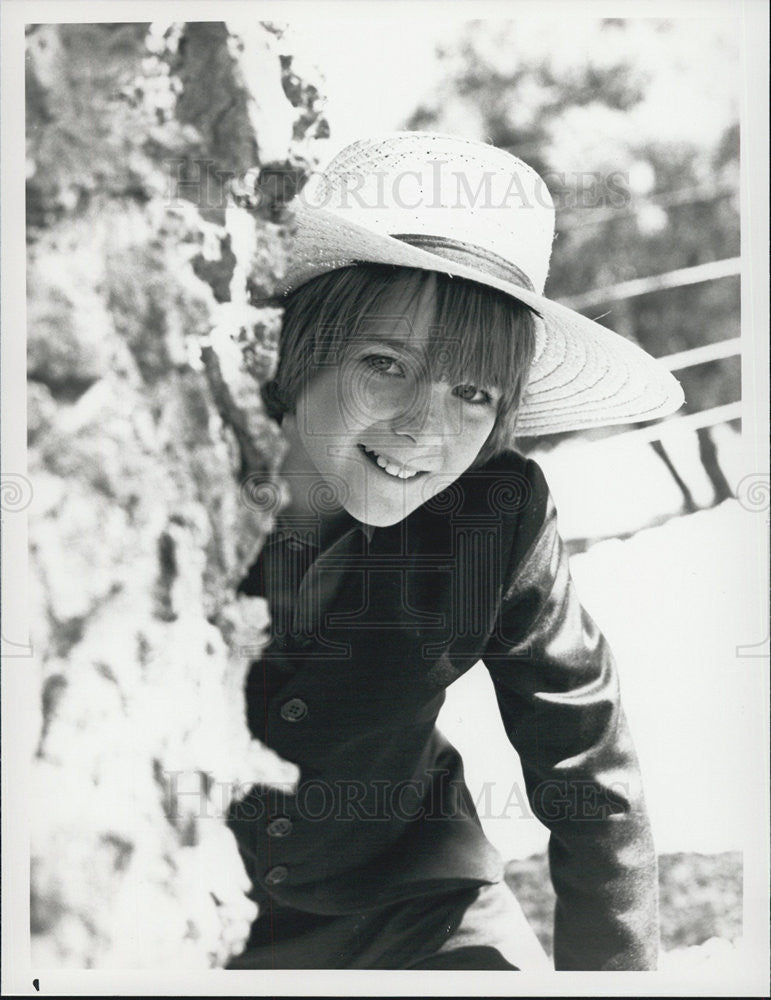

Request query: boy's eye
[
  {"left": 453, "top": 384, "right": 494, "bottom": 405},
  {"left": 361, "top": 357, "right": 494, "bottom": 405},
  {"left": 364, "top": 355, "right": 405, "bottom": 377}
]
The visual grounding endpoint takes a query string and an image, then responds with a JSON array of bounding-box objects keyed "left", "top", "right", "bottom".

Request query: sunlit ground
[{"left": 505, "top": 849, "right": 743, "bottom": 968}]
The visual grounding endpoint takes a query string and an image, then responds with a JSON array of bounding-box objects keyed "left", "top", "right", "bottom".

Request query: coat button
[
  {"left": 280, "top": 698, "right": 308, "bottom": 722},
  {"left": 264, "top": 865, "right": 289, "bottom": 885},
  {"left": 266, "top": 816, "right": 293, "bottom": 837}
]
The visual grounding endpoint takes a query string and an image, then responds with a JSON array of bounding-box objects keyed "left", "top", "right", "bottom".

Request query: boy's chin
[
  {"left": 344, "top": 472, "right": 470, "bottom": 527},
  {"left": 344, "top": 496, "right": 424, "bottom": 528}
]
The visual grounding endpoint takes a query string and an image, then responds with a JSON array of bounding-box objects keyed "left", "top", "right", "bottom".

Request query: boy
[{"left": 226, "top": 133, "right": 684, "bottom": 970}]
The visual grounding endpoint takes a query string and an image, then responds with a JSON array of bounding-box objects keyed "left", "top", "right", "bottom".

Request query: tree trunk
[{"left": 26, "top": 20, "right": 325, "bottom": 968}]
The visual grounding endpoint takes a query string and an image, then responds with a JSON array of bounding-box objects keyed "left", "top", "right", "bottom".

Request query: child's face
[{"left": 281, "top": 276, "right": 500, "bottom": 527}]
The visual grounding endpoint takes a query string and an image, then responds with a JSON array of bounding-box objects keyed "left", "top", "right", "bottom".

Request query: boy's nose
[{"left": 390, "top": 381, "right": 461, "bottom": 441}]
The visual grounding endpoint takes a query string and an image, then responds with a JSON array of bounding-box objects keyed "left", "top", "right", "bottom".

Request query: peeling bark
[{"left": 27, "top": 20, "right": 324, "bottom": 968}]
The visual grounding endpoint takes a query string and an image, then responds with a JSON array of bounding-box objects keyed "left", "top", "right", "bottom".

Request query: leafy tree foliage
[{"left": 405, "top": 19, "right": 740, "bottom": 429}]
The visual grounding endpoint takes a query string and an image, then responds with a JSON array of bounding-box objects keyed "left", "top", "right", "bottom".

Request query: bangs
[
  {"left": 426, "top": 275, "right": 532, "bottom": 395},
  {"left": 298, "top": 264, "right": 533, "bottom": 393}
]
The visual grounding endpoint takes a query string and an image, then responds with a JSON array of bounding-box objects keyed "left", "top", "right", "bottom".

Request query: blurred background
[{"left": 279, "top": 13, "right": 762, "bottom": 968}]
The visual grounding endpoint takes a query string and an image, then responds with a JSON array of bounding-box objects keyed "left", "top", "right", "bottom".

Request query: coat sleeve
[{"left": 481, "top": 457, "right": 659, "bottom": 970}]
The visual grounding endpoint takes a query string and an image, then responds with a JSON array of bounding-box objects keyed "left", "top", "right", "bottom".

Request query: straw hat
[{"left": 279, "top": 132, "right": 684, "bottom": 436}]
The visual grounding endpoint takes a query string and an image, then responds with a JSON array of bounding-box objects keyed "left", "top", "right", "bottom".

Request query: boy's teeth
[
  {"left": 366, "top": 446, "right": 419, "bottom": 479},
  {"left": 375, "top": 454, "right": 417, "bottom": 479}
]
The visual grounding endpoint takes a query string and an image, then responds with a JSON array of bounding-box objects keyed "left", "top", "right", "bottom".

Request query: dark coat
[{"left": 228, "top": 451, "right": 659, "bottom": 970}]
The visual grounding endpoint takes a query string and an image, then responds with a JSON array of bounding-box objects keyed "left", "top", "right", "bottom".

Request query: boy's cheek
[
  {"left": 340, "top": 378, "right": 415, "bottom": 429},
  {"left": 297, "top": 385, "right": 352, "bottom": 439}
]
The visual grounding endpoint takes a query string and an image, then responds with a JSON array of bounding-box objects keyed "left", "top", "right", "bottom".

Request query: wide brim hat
[{"left": 278, "top": 132, "right": 684, "bottom": 436}]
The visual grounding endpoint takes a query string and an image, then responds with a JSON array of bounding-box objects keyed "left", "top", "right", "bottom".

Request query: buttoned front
[
  {"left": 267, "top": 816, "right": 293, "bottom": 837},
  {"left": 229, "top": 451, "right": 658, "bottom": 970},
  {"left": 265, "top": 865, "right": 289, "bottom": 886},
  {"left": 280, "top": 698, "right": 309, "bottom": 722}
]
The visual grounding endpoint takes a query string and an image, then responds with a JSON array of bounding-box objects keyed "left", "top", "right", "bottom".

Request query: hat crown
[{"left": 304, "top": 133, "right": 556, "bottom": 294}]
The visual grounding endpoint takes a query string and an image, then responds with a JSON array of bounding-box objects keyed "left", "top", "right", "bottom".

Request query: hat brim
[{"left": 278, "top": 202, "right": 685, "bottom": 437}]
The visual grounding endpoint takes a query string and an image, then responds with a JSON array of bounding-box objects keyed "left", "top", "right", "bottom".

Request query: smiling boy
[
  {"left": 277, "top": 264, "right": 534, "bottom": 531},
  {"left": 226, "top": 133, "right": 684, "bottom": 971}
]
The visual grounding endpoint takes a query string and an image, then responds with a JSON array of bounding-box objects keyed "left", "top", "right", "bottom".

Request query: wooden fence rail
[
  {"left": 559, "top": 257, "right": 742, "bottom": 311},
  {"left": 554, "top": 260, "right": 743, "bottom": 447}
]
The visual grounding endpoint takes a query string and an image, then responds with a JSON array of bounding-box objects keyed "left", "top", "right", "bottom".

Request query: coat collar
[
  {"left": 269, "top": 509, "right": 375, "bottom": 547},
  {"left": 266, "top": 450, "right": 532, "bottom": 552}
]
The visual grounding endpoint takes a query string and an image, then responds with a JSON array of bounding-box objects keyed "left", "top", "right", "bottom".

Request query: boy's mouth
[{"left": 357, "top": 444, "right": 427, "bottom": 481}]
